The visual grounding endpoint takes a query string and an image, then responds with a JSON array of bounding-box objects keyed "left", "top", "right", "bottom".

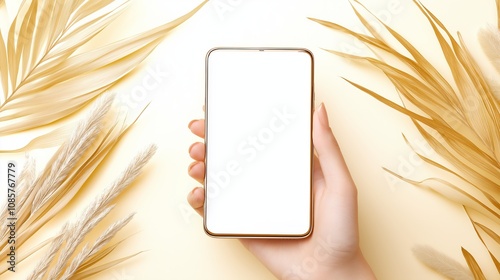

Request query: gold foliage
[
  {"left": 1, "top": 94, "right": 157, "bottom": 278},
  {"left": 311, "top": 0, "right": 500, "bottom": 278},
  {"left": 29, "top": 140, "right": 156, "bottom": 280},
  {"left": 0, "top": 1, "right": 207, "bottom": 276},
  {"left": 462, "top": 247, "right": 487, "bottom": 280},
  {"left": 0, "top": 0, "right": 207, "bottom": 150}
]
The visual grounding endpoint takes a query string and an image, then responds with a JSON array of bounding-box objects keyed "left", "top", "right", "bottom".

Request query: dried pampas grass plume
[
  {"left": 31, "top": 93, "right": 113, "bottom": 214},
  {"left": 311, "top": 0, "right": 500, "bottom": 278},
  {"left": 0, "top": 94, "right": 156, "bottom": 277},
  {"left": 413, "top": 246, "right": 473, "bottom": 280},
  {"left": 479, "top": 27, "right": 500, "bottom": 102},
  {"left": 479, "top": 27, "right": 500, "bottom": 73},
  {"left": 61, "top": 214, "right": 135, "bottom": 280},
  {"left": 29, "top": 144, "right": 156, "bottom": 280}
]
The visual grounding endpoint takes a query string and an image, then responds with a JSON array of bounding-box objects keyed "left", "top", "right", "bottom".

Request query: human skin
[{"left": 187, "top": 103, "right": 376, "bottom": 280}]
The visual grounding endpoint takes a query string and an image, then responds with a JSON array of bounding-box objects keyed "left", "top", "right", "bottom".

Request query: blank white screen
[{"left": 205, "top": 49, "right": 313, "bottom": 236}]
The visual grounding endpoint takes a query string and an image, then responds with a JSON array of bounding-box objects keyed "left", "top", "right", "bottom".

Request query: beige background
[{"left": 3, "top": 0, "right": 498, "bottom": 279}]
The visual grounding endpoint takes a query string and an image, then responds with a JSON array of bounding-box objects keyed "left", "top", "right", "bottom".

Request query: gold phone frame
[{"left": 203, "top": 47, "right": 314, "bottom": 238}]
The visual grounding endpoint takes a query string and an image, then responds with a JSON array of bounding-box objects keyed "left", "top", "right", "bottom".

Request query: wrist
[{"left": 310, "top": 250, "right": 376, "bottom": 280}]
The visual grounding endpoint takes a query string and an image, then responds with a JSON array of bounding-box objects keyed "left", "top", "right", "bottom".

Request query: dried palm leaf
[
  {"left": 71, "top": 251, "right": 144, "bottom": 280},
  {"left": 0, "top": 0, "right": 207, "bottom": 151},
  {"left": 497, "top": 0, "right": 500, "bottom": 29},
  {"left": 0, "top": 125, "right": 75, "bottom": 153},
  {"left": 462, "top": 248, "right": 487, "bottom": 280},
  {"left": 464, "top": 208, "right": 500, "bottom": 273},
  {"left": 311, "top": 0, "right": 500, "bottom": 278}
]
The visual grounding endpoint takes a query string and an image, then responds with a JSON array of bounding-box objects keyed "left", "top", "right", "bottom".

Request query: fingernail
[
  {"left": 318, "top": 103, "right": 330, "bottom": 127},
  {"left": 187, "top": 188, "right": 196, "bottom": 201},
  {"left": 188, "top": 120, "right": 196, "bottom": 129},
  {"left": 190, "top": 187, "right": 198, "bottom": 196},
  {"left": 188, "top": 161, "right": 198, "bottom": 173},
  {"left": 188, "top": 143, "right": 196, "bottom": 154}
]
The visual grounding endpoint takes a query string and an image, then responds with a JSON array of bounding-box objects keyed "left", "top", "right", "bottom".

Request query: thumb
[{"left": 312, "top": 103, "right": 357, "bottom": 197}]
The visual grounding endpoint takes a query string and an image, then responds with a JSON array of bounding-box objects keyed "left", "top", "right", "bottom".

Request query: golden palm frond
[
  {"left": 0, "top": 0, "right": 207, "bottom": 151},
  {"left": 311, "top": 0, "right": 500, "bottom": 278},
  {"left": 462, "top": 247, "right": 487, "bottom": 280}
]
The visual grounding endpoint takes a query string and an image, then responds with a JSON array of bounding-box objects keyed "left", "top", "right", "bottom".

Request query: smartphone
[{"left": 204, "top": 48, "right": 314, "bottom": 238}]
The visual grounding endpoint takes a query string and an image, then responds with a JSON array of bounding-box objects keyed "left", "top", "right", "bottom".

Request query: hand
[{"left": 187, "top": 103, "right": 376, "bottom": 280}]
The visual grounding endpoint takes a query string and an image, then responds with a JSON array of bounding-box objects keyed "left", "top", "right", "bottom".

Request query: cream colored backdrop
[{"left": 4, "top": 0, "right": 498, "bottom": 279}]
